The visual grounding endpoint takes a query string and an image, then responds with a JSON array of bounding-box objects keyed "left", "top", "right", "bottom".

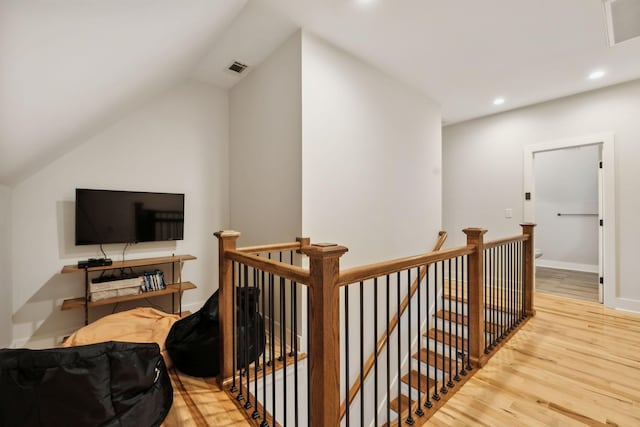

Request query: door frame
[{"left": 523, "top": 132, "right": 615, "bottom": 307}]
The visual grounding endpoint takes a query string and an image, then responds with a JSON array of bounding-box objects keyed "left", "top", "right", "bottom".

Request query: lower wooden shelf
[{"left": 61, "top": 282, "right": 197, "bottom": 311}]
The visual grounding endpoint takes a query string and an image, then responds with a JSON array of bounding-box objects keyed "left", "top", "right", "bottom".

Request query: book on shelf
[{"left": 142, "top": 270, "right": 165, "bottom": 292}]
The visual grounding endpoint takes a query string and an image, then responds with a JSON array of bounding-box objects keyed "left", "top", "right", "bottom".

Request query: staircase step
[
  {"left": 435, "top": 309, "right": 506, "bottom": 330},
  {"left": 389, "top": 393, "right": 413, "bottom": 414},
  {"left": 436, "top": 309, "right": 469, "bottom": 326},
  {"left": 425, "top": 328, "right": 468, "bottom": 350},
  {"left": 400, "top": 370, "right": 435, "bottom": 394},
  {"left": 444, "top": 291, "right": 523, "bottom": 311},
  {"left": 416, "top": 349, "right": 457, "bottom": 373}
]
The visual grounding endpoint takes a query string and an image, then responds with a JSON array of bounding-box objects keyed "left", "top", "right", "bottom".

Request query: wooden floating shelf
[
  {"left": 61, "top": 282, "right": 196, "bottom": 311},
  {"left": 61, "top": 254, "right": 197, "bottom": 274}
]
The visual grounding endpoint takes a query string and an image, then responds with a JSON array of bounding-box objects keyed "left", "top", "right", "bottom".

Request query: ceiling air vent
[
  {"left": 227, "top": 61, "right": 248, "bottom": 74},
  {"left": 604, "top": 0, "right": 640, "bottom": 46}
]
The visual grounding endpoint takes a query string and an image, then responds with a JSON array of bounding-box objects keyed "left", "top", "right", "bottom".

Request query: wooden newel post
[
  {"left": 463, "top": 228, "right": 487, "bottom": 368},
  {"left": 521, "top": 223, "right": 536, "bottom": 316},
  {"left": 301, "top": 243, "right": 348, "bottom": 427},
  {"left": 214, "top": 230, "right": 241, "bottom": 387}
]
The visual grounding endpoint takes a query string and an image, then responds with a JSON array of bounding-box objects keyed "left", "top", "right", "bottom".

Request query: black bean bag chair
[
  {"left": 0, "top": 341, "right": 173, "bottom": 427},
  {"left": 166, "top": 287, "right": 265, "bottom": 378}
]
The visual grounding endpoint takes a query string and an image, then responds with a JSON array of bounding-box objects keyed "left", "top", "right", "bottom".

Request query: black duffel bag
[
  {"left": 166, "top": 287, "right": 265, "bottom": 378},
  {"left": 0, "top": 341, "right": 173, "bottom": 427}
]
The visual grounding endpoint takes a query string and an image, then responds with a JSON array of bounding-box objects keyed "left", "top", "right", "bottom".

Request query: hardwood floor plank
[
  {"left": 429, "top": 292, "right": 640, "bottom": 426},
  {"left": 536, "top": 267, "right": 598, "bottom": 302}
]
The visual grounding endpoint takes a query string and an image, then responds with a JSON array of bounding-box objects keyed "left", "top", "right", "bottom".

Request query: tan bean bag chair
[{"left": 62, "top": 307, "right": 180, "bottom": 368}]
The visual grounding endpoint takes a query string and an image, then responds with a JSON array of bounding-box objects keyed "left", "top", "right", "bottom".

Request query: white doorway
[{"left": 523, "top": 133, "right": 616, "bottom": 307}]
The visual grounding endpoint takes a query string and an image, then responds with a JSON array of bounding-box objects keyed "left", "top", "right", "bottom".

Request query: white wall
[
  {"left": 300, "top": 32, "right": 442, "bottom": 426},
  {"left": 301, "top": 31, "right": 443, "bottom": 268},
  {"left": 534, "top": 145, "right": 599, "bottom": 272},
  {"left": 11, "top": 81, "right": 229, "bottom": 347},
  {"left": 443, "top": 78, "right": 640, "bottom": 308},
  {"left": 0, "top": 185, "right": 11, "bottom": 347},
  {"left": 229, "top": 31, "right": 302, "bottom": 246}
]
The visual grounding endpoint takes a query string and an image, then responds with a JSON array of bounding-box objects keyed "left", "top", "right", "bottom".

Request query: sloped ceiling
[
  {"left": 0, "top": 0, "right": 247, "bottom": 185},
  {"left": 2, "top": 0, "right": 640, "bottom": 185}
]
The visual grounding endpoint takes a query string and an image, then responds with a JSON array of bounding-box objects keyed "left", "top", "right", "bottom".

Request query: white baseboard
[
  {"left": 536, "top": 259, "right": 598, "bottom": 273},
  {"left": 612, "top": 297, "right": 640, "bottom": 314}
]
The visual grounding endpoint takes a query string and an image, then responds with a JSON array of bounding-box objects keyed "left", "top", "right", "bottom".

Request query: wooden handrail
[
  {"left": 337, "top": 244, "right": 470, "bottom": 287},
  {"left": 225, "top": 250, "right": 310, "bottom": 284},
  {"left": 339, "top": 231, "right": 448, "bottom": 420},
  {"left": 237, "top": 241, "right": 307, "bottom": 255},
  {"left": 483, "top": 234, "right": 528, "bottom": 250}
]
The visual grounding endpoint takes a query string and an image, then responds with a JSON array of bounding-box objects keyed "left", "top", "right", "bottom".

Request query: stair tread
[
  {"left": 444, "top": 292, "right": 524, "bottom": 311},
  {"left": 435, "top": 310, "right": 470, "bottom": 326},
  {"left": 401, "top": 370, "right": 436, "bottom": 394},
  {"left": 425, "top": 328, "right": 468, "bottom": 349},
  {"left": 435, "top": 310, "right": 504, "bottom": 328},
  {"left": 416, "top": 349, "right": 460, "bottom": 373},
  {"left": 389, "top": 393, "right": 416, "bottom": 414}
]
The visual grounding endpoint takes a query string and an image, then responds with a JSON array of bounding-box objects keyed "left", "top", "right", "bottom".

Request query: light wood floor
[
  {"left": 429, "top": 292, "right": 640, "bottom": 426},
  {"left": 536, "top": 267, "right": 599, "bottom": 302},
  {"left": 195, "top": 292, "right": 640, "bottom": 426}
]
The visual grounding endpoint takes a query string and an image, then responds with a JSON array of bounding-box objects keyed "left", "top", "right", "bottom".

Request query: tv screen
[{"left": 75, "top": 189, "right": 185, "bottom": 245}]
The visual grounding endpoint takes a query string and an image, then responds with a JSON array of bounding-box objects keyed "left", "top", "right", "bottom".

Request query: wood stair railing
[
  {"left": 217, "top": 224, "right": 536, "bottom": 427},
  {"left": 339, "top": 231, "right": 448, "bottom": 420}
]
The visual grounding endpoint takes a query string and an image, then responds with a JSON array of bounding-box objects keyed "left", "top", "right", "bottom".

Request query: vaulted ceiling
[{"left": 2, "top": 0, "right": 640, "bottom": 185}]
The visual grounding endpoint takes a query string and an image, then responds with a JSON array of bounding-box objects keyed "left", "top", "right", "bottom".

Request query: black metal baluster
[
  {"left": 360, "top": 280, "right": 365, "bottom": 425},
  {"left": 244, "top": 265, "right": 252, "bottom": 410},
  {"left": 432, "top": 262, "right": 440, "bottom": 401},
  {"left": 454, "top": 257, "right": 461, "bottom": 382},
  {"left": 237, "top": 265, "right": 245, "bottom": 403},
  {"left": 290, "top": 250, "right": 296, "bottom": 356},
  {"left": 374, "top": 277, "right": 379, "bottom": 427},
  {"left": 447, "top": 259, "right": 454, "bottom": 389},
  {"left": 252, "top": 267, "right": 260, "bottom": 420},
  {"left": 279, "top": 275, "right": 287, "bottom": 426},
  {"left": 484, "top": 248, "right": 496, "bottom": 352},
  {"left": 510, "top": 243, "right": 515, "bottom": 331},
  {"left": 269, "top": 271, "right": 276, "bottom": 424},
  {"left": 497, "top": 246, "right": 502, "bottom": 341},
  {"left": 493, "top": 247, "right": 498, "bottom": 347},
  {"left": 484, "top": 250, "right": 489, "bottom": 354},
  {"left": 260, "top": 265, "right": 268, "bottom": 427},
  {"left": 406, "top": 270, "right": 414, "bottom": 425},
  {"left": 306, "top": 284, "right": 310, "bottom": 427},
  {"left": 415, "top": 267, "right": 424, "bottom": 418},
  {"left": 439, "top": 261, "right": 448, "bottom": 396},
  {"left": 292, "top": 279, "right": 299, "bottom": 425},
  {"left": 502, "top": 245, "right": 507, "bottom": 339},
  {"left": 464, "top": 255, "right": 472, "bottom": 373},
  {"left": 396, "top": 271, "right": 402, "bottom": 426},
  {"left": 345, "top": 286, "right": 350, "bottom": 427},
  {"left": 386, "top": 275, "right": 391, "bottom": 424},
  {"left": 460, "top": 256, "right": 467, "bottom": 376},
  {"left": 520, "top": 241, "right": 524, "bottom": 322},
  {"left": 231, "top": 262, "right": 238, "bottom": 393},
  {"left": 424, "top": 264, "right": 432, "bottom": 409}
]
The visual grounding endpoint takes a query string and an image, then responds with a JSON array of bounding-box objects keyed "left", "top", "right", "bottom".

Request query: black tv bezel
[{"left": 75, "top": 188, "right": 185, "bottom": 246}]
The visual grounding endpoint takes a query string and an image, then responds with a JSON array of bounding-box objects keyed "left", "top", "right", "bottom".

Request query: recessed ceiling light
[
  {"left": 493, "top": 97, "right": 505, "bottom": 106},
  {"left": 356, "top": 0, "right": 376, "bottom": 5},
  {"left": 589, "top": 70, "right": 606, "bottom": 80}
]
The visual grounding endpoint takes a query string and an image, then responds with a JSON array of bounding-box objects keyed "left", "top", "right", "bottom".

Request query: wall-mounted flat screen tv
[{"left": 75, "top": 188, "right": 185, "bottom": 245}]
